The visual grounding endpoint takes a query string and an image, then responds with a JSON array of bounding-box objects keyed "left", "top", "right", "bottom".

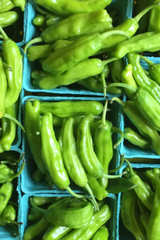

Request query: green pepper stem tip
[{"left": 3, "top": 113, "right": 25, "bottom": 132}]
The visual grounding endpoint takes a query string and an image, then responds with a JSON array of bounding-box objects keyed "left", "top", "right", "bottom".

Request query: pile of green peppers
[
  {"left": 0, "top": 151, "right": 25, "bottom": 234},
  {"left": 24, "top": 0, "right": 160, "bottom": 96},
  {"left": 24, "top": 196, "right": 111, "bottom": 240},
  {"left": 0, "top": 0, "right": 26, "bottom": 41},
  {"left": 25, "top": 98, "right": 126, "bottom": 205},
  {"left": 121, "top": 159, "right": 160, "bottom": 240},
  {"left": 0, "top": 27, "right": 24, "bottom": 152}
]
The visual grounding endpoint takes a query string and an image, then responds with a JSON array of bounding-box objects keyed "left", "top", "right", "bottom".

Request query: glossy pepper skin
[
  {"left": 61, "top": 203, "right": 112, "bottom": 240},
  {"left": 25, "top": 100, "right": 47, "bottom": 175},
  {"left": 127, "top": 53, "right": 160, "bottom": 104},
  {"left": 32, "top": 58, "right": 115, "bottom": 90},
  {"left": 111, "top": 98, "right": 160, "bottom": 155},
  {"left": 124, "top": 161, "right": 155, "bottom": 211},
  {"left": 0, "top": 11, "right": 19, "bottom": 28},
  {"left": 40, "top": 112, "right": 70, "bottom": 190},
  {"left": 132, "top": 87, "right": 160, "bottom": 131},
  {"left": 59, "top": 117, "right": 98, "bottom": 210},
  {"left": 33, "top": 0, "right": 112, "bottom": 16},
  {"left": 121, "top": 64, "right": 137, "bottom": 100},
  {"left": 91, "top": 226, "right": 109, "bottom": 240},
  {"left": 39, "top": 100, "right": 103, "bottom": 118},
  {"left": 1, "top": 204, "right": 16, "bottom": 224},
  {"left": 11, "top": 0, "right": 26, "bottom": 11},
  {"left": 144, "top": 168, "right": 160, "bottom": 191},
  {"left": 27, "top": 44, "right": 53, "bottom": 62},
  {"left": 124, "top": 127, "right": 152, "bottom": 149},
  {"left": 43, "top": 226, "right": 72, "bottom": 240},
  {"left": 148, "top": 0, "right": 160, "bottom": 31},
  {"left": 0, "top": 27, "right": 23, "bottom": 109},
  {"left": 0, "top": 0, "right": 15, "bottom": 12},
  {"left": 0, "top": 101, "right": 18, "bottom": 152},
  {"left": 0, "top": 182, "right": 13, "bottom": 215},
  {"left": 147, "top": 173, "right": 160, "bottom": 240},
  {"left": 0, "top": 57, "right": 7, "bottom": 118},
  {"left": 121, "top": 189, "right": 147, "bottom": 240},
  {"left": 93, "top": 100, "right": 113, "bottom": 189}
]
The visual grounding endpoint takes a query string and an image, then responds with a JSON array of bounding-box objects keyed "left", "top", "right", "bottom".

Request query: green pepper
[
  {"left": 140, "top": 55, "right": 160, "bottom": 85},
  {"left": 0, "top": 27, "right": 23, "bottom": 109},
  {"left": 32, "top": 196, "right": 58, "bottom": 207},
  {"left": 61, "top": 203, "right": 112, "bottom": 240},
  {"left": 27, "top": 44, "right": 53, "bottom": 62},
  {"left": 0, "top": 160, "right": 25, "bottom": 183},
  {"left": 144, "top": 168, "right": 160, "bottom": 191},
  {"left": 1, "top": 204, "right": 16, "bottom": 224},
  {"left": 40, "top": 112, "right": 84, "bottom": 198},
  {"left": 0, "top": 0, "right": 15, "bottom": 12},
  {"left": 127, "top": 53, "right": 160, "bottom": 104},
  {"left": 25, "top": 100, "right": 47, "bottom": 175},
  {"left": 28, "top": 207, "right": 44, "bottom": 222},
  {"left": 39, "top": 100, "right": 103, "bottom": 118},
  {"left": 43, "top": 226, "right": 72, "bottom": 240},
  {"left": 11, "top": 0, "right": 26, "bottom": 11},
  {"left": 124, "top": 159, "right": 155, "bottom": 210},
  {"left": 112, "top": 30, "right": 160, "bottom": 59},
  {"left": 135, "top": 0, "right": 150, "bottom": 33},
  {"left": 97, "top": 2, "right": 158, "bottom": 53},
  {"left": 121, "top": 64, "right": 138, "bottom": 100},
  {"left": 45, "top": 13, "right": 64, "bottom": 27},
  {"left": 0, "top": 11, "right": 19, "bottom": 28},
  {"left": 40, "top": 31, "right": 125, "bottom": 75},
  {"left": 111, "top": 98, "right": 160, "bottom": 155},
  {"left": 32, "top": 58, "right": 116, "bottom": 90},
  {"left": 0, "top": 57, "right": 7, "bottom": 118},
  {"left": 124, "top": 127, "right": 152, "bottom": 149},
  {"left": 121, "top": 189, "right": 147, "bottom": 240},
  {"left": 148, "top": 0, "right": 160, "bottom": 31},
  {"left": 32, "top": 15, "right": 46, "bottom": 29},
  {"left": 147, "top": 173, "right": 160, "bottom": 240},
  {"left": 59, "top": 117, "right": 98, "bottom": 210},
  {"left": 137, "top": 198, "right": 150, "bottom": 232},
  {"left": 33, "top": 0, "right": 112, "bottom": 16},
  {"left": 0, "top": 182, "right": 13, "bottom": 215},
  {"left": 25, "top": 9, "right": 113, "bottom": 49},
  {"left": 91, "top": 226, "right": 109, "bottom": 240}
]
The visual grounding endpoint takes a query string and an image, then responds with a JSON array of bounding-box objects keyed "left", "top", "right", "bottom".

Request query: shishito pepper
[
  {"left": 137, "top": 198, "right": 150, "bottom": 232},
  {"left": 121, "top": 189, "right": 147, "bottom": 240},
  {"left": 0, "top": 182, "right": 13, "bottom": 215},
  {"left": 0, "top": 57, "right": 7, "bottom": 119},
  {"left": 61, "top": 203, "right": 112, "bottom": 240},
  {"left": 43, "top": 226, "right": 72, "bottom": 240},
  {"left": 59, "top": 117, "right": 98, "bottom": 210},
  {"left": 40, "top": 30, "right": 126, "bottom": 75},
  {"left": 11, "top": 0, "right": 26, "bottom": 11},
  {"left": 1, "top": 204, "right": 16, "bottom": 224},
  {"left": 148, "top": 0, "right": 160, "bottom": 31},
  {"left": 0, "top": 11, "right": 19, "bottom": 28},
  {"left": 0, "top": 27, "right": 23, "bottom": 109},
  {"left": 91, "top": 226, "right": 109, "bottom": 240},
  {"left": 124, "top": 127, "right": 152, "bottom": 149},
  {"left": 25, "top": 9, "right": 113, "bottom": 48},
  {"left": 110, "top": 98, "right": 160, "bottom": 155},
  {"left": 33, "top": 0, "right": 112, "bottom": 16},
  {"left": 0, "top": 0, "right": 15, "bottom": 12},
  {"left": 147, "top": 173, "right": 160, "bottom": 240},
  {"left": 32, "top": 58, "right": 116, "bottom": 90}
]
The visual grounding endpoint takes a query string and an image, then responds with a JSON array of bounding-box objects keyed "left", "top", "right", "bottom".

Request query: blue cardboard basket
[
  {"left": 23, "top": 0, "right": 133, "bottom": 96},
  {"left": 0, "top": 147, "right": 22, "bottom": 240},
  {"left": 20, "top": 193, "right": 117, "bottom": 240},
  {"left": 21, "top": 95, "right": 121, "bottom": 194},
  {"left": 117, "top": 163, "right": 160, "bottom": 240}
]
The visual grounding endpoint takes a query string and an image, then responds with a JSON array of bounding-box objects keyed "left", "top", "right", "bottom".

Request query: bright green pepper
[
  {"left": 61, "top": 203, "right": 112, "bottom": 240},
  {"left": 137, "top": 198, "right": 150, "bottom": 232},
  {"left": 0, "top": 0, "right": 15, "bottom": 12},
  {"left": 0, "top": 57, "right": 7, "bottom": 118},
  {"left": 0, "top": 182, "right": 13, "bottom": 215},
  {"left": 11, "top": 0, "right": 26, "bottom": 11},
  {"left": 27, "top": 44, "right": 53, "bottom": 62},
  {"left": 33, "top": 0, "right": 112, "bottom": 16},
  {"left": 32, "top": 15, "right": 46, "bottom": 29},
  {"left": 45, "top": 13, "right": 64, "bottom": 27},
  {"left": 148, "top": 0, "right": 160, "bottom": 31},
  {"left": 1, "top": 204, "right": 16, "bottom": 224},
  {"left": 144, "top": 168, "right": 160, "bottom": 191},
  {"left": 43, "top": 226, "right": 72, "bottom": 240},
  {"left": 147, "top": 172, "right": 160, "bottom": 240},
  {"left": 0, "top": 11, "right": 19, "bottom": 28},
  {"left": 0, "top": 27, "right": 23, "bottom": 109},
  {"left": 91, "top": 226, "right": 109, "bottom": 240}
]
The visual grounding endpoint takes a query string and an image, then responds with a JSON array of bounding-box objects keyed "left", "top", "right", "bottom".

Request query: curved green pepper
[
  {"left": 43, "top": 226, "right": 71, "bottom": 240},
  {"left": 148, "top": 0, "right": 160, "bottom": 31},
  {"left": 0, "top": 11, "right": 19, "bottom": 28},
  {"left": 11, "top": 0, "right": 26, "bottom": 11},
  {"left": 0, "top": 0, "right": 15, "bottom": 12},
  {"left": 91, "top": 226, "right": 109, "bottom": 240},
  {"left": 0, "top": 57, "right": 7, "bottom": 119},
  {"left": 0, "top": 182, "right": 13, "bottom": 215}
]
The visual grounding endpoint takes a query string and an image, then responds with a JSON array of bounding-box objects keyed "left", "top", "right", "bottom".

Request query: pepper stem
[
  {"left": 140, "top": 55, "right": 154, "bottom": 67},
  {"left": 108, "top": 82, "right": 136, "bottom": 93},
  {"left": 85, "top": 184, "right": 99, "bottom": 211},
  {"left": 24, "top": 37, "right": 43, "bottom": 54},
  {"left": 66, "top": 186, "right": 85, "bottom": 198},
  {"left": 100, "top": 71, "right": 107, "bottom": 97},
  {"left": 124, "top": 157, "right": 134, "bottom": 176},
  {"left": 9, "top": 159, "right": 25, "bottom": 181},
  {"left": 102, "top": 99, "right": 108, "bottom": 127},
  {"left": 0, "top": 27, "right": 9, "bottom": 41},
  {"left": 134, "top": 2, "right": 160, "bottom": 23},
  {"left": 110, "top": 97, "right": 125, "bottom": 107},
  {"left": 33, "top": 0, "right": 48, "bottom": 14},
  {"left": 3, "top": 113, "right": 25, "bottom": 132},
  {"left": 101, "top": 30, "right": 129, "bottom": 41},
  {"left": 102, "top": 58, "right": 117, "bottom": 66},
  {"left": 102, "top": 172, "right": 123, "bottom": 178},
  {"left": 112, "top": 127, "right": 124, "bottom": 149},
  {"left": 109, "top": 154, "right": 125, "bottom": 173},
  {"left": 30, "top": 197, "right": 47, "bottom": 214}
]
